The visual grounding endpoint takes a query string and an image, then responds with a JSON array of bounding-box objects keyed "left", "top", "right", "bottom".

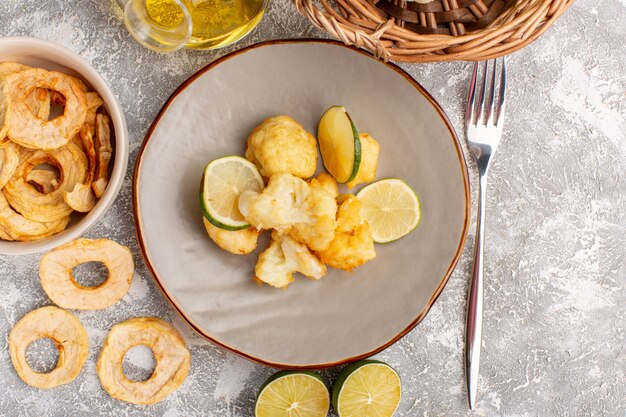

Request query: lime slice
[
  {"left": 318, "top": 106, "right": 361, "bottom": 183},
  {"left": 356, "top": 179, "right": 421, "bottom": 243},
  {"left": 332, "top": 360, "right": 402, "bottom": 417},
  {"left": 255, "top": 371, "right": 330, "bottom": 417},
  {"left": 199, "top": 156, "right": 264, "bottom": 231}
]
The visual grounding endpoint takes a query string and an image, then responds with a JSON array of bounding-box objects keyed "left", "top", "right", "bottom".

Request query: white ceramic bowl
[{"left": 0, "top": 37, "right": 128, "bottom": 255}]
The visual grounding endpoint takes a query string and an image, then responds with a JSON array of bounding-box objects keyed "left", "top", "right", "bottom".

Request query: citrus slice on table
[
  {"left": 199, "top": 155, "right": 264, "bottom": 231},
  {"left": 255, "top": 371, "right": 330, "bottom": 417},
  {"left": 332, "top": 360, "right": 402, "bottom": 417},
  {"left": 356, "top": 179, "right": 421, "bottom": 243},
  {"left": 317, "top": 106, "right": 361, "bottom": 183}
]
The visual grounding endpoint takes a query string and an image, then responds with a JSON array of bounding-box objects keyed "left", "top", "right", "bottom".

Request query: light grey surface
[{"left": 0, "top": 0, "right": 624, "bottom": 415}]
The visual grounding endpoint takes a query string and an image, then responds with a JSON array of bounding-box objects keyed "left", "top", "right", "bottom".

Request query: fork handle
[{"left": 466, "top": 173, "right": 487, "bottom": 410}]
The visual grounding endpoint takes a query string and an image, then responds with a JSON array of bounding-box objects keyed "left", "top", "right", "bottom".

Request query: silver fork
[{"left": 464, "top": 58, "right": 507, "bottom": 410}]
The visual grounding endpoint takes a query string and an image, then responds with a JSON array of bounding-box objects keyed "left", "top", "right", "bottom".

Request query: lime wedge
[
  {"left": 255, "top": 371, "right": 330, "bottom": 417},
  {"left": 318, "top": 106, "right": 361, "bottom": 183},
  {"left": 356, "top": 179, "right": 421, "bottom": 243},
  {"left": 332, "top": 360, "right": 402, "bottom": 417},
  {"left": 199, "top": 156, "right": 264, "bottom": 231}
]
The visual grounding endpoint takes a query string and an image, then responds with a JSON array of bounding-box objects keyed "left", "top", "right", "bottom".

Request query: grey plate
[{"left": 133, "top": 40, "right": 470, "bottom": 368}]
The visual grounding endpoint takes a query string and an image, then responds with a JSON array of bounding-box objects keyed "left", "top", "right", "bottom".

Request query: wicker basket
[{"left": 294, "top": 0, "right": 573, "bottom": 62}]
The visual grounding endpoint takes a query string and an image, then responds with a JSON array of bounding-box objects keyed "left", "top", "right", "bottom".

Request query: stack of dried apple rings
[
  {"left": 0, "top": 62, "right": 112, "bottom": 241},
  {"left": 8, "top": 238, "right": 191, "bottom": 404}
]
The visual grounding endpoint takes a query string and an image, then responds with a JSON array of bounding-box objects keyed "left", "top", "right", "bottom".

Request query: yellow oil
[{"left": 145, "top": 0, "right": 266, "bottom": 49}]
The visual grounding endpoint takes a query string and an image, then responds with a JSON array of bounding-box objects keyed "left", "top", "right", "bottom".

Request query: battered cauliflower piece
[
  {"left": 255, "top": 232, "right": 327, "bottom": 289},
  {"left": 346, "top": 133, "right": 380, "bottom": 189},
  {"left": 308, "top": 173, "right": 338, "bottom": 199},
  {"left": 316, "top": 195, "right": 376, "bottom": 271},
  {"left": 245, "top": 116, "right": 317, "bottom": 179},
  {"left": 202, "top": 217, "right": 259, "bottom": 255},
  {"left": 239, "top": 173, "right": 337, "bottom": 251}
]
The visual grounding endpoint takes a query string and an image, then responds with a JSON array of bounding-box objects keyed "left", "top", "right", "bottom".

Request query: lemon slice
[
  {"left": 332, "top": 360, "right": 402, "bottom": 417},
  {"left": 255, "top": 371, "right": 330, "bottom": 417},
  {"left": 356, "top": 179, "right": 421, "bottom": 243},
  {"left": 199, "top": 156, "right": 264, "bottom": 231},
  {"left": 318, "top": 106, "right": 361, "bottom": 183}
]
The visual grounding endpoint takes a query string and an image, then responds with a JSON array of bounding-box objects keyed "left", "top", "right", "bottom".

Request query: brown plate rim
[{"left": 132, "top": 39, "right": 471, "bottom": 370}]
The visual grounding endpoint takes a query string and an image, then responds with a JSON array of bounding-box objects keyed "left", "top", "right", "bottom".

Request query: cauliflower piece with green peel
[
  {"left": 316, "top": 194, "right": 376, "bottom": 271},
  {"left": 202, "top": 217, "right": 259, "bottom": 255},
  {"left": 346, "top": 133, "right": 380, "bottom": 189},
  {"left": 255, "top": 232, "right": 327, "bottom": 288},
  {"left": 245, "top": 115, "right": 317, "bottom": 178},
  {"left": 238, "top": 173, "right": 337, "bottom": 251}
]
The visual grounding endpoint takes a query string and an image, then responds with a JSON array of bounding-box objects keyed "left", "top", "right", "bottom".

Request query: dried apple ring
[
  {"left": 25, "top": 87, "right": 51, "bottom": 120},
  {"left": 9, "top": 306, "right": 89, "bottom": 389},
  {"left": 84, "top": 92, "right": 103, "bottom": 130},
  {"left": 0, "top": 141, "right": 19, "bottom": 188},
  {"left": 0, "top": 192, "right": 69, "bottom": 241},
  {"left": 0, "top": 63, "right": 51, "bottom": 123},
  {"left": 0, "top": 224, "right": 13, "bottom": 240},
  {"left": 0, "top": 62, "right": 30, "bottom": 78},
  {"left": 3, "top": 141, "right": 87, "bottom": 222},
  {"left": 64, "top": 124, "right": 98, "bottom": 212},
  {"left": 0, "top": 79, "right": 10, "bottom": 142},
  {"left": 92, "top": 113, "right": 111, "bottom": 198},
  {"left": 64, "top": 181, "right": 96, "bottom": 212},
  {"left": 0, "top": 63, "right": 30, "bottom": 143},
  {"left": 4, "top": 68, "right": 87, "bottom": 149},
  {"left": 26, "top": 169, "right": 59, "bottom": 194},
  {"left": 97, "top": 318, "right": 190, "bottom": 405},
  {"left": 76, "top": 93, "right": 103, "bottom": 180},
  {"left": 64, "top": 93, "right": 104, "bottom": 212},
  {"left": 53, "top": 90, "right": 101, "bottom": 128},
  {"left": 40, "top": 238, "right": 134, "bottom": 310}
]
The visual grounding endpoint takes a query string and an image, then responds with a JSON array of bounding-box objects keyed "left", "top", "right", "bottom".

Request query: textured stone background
[{"left": 0, "top": 0, "right": 624, "bottom": 415}]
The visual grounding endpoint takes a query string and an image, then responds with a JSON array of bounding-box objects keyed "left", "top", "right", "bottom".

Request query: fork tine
[
  {"left": 486, "top": 59, "right": 497, "bottom": 126},
  {"left": 465, "top": 62, "right": 479, "bottom": 127},
  {"left": 478, "top": 61, "right": 488, "bottom": 125},
  {"left": 496, "top": 58, "right": 507, "bottom": 126}
]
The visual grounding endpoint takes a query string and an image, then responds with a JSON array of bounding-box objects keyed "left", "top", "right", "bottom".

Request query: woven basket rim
[{"left": 294, "top": 0, "right": 574, "bottom": 61}]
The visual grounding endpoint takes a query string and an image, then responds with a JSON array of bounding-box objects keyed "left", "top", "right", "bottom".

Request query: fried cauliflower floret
[
  {"left": 202, "top": 217, "right": 259, "bottom": 255},
  {"left": 346, "top": 133, "right": 380, "bottom": 189},
  {"left": 308, "top": 173, "right": 338, "bottom": 199},
  {"left": 239, "top": 173, "right": 337, "bottom": 251},
  {"left": 245, "top": 116, "right": 317, "bottom": 179},
  {"left": 255, "top": 231, "right": 327, "bottom": 288},
  {"left": 316, "top": 195, "right": 376, "bottom": 271}
]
